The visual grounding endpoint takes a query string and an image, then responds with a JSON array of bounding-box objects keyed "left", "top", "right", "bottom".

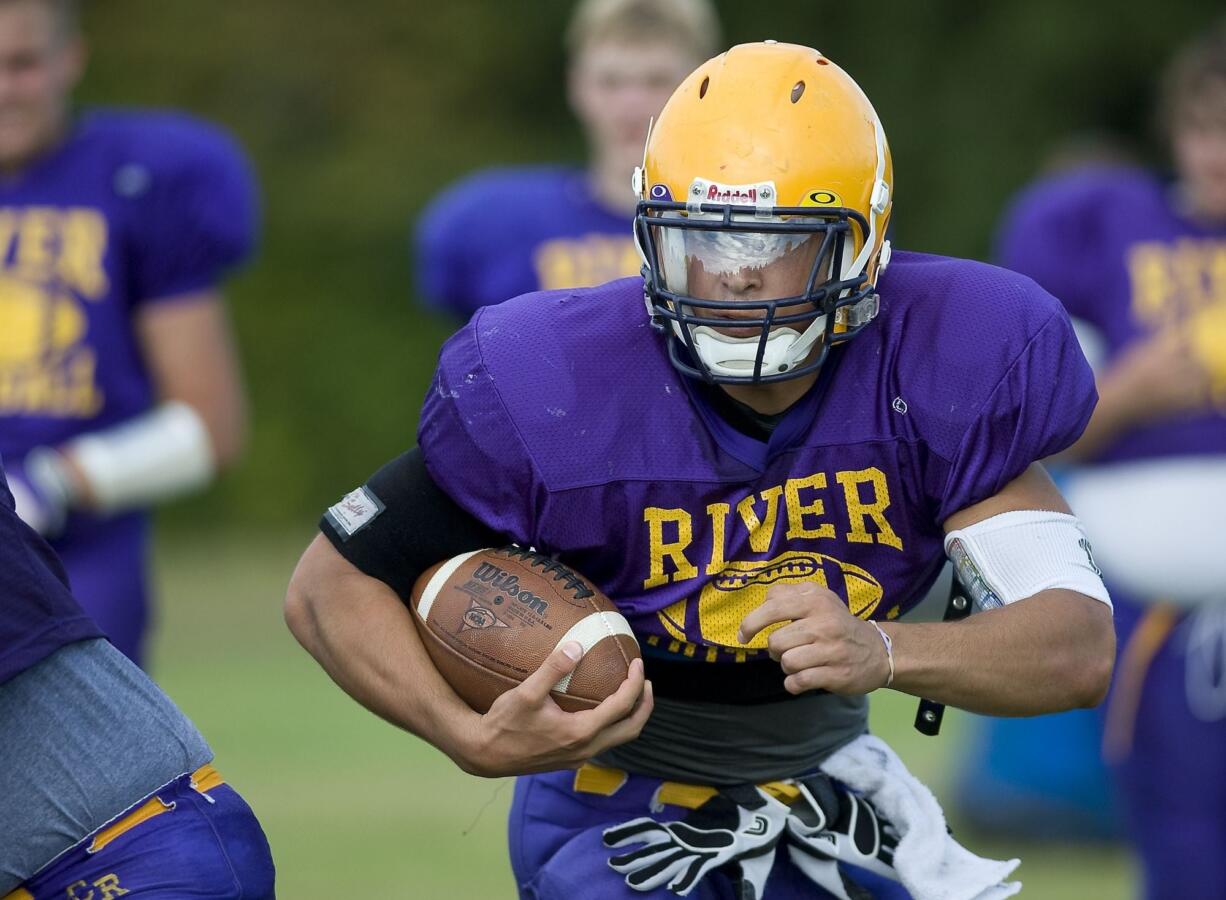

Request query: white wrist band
[
  {"left": 943, "top": 509, "right": 1112, "bottom": 610},
  {"left": 54, "top": 401, "right": 216, "bottom": 513},
  {"left": 870, "top": 620, "right": 894, "bottom": 688}
]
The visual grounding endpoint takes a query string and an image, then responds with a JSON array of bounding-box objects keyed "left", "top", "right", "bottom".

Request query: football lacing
[{"left": 499, "top": 545, "right": 595, "bottom": 599}]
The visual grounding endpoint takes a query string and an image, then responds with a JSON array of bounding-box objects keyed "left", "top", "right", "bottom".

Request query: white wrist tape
[
  {"left": 944, "top": 510, "right": 1112, "bottom": 611},
  {"left": 56, "top": 401, "right": 215, "bottom": 513}
]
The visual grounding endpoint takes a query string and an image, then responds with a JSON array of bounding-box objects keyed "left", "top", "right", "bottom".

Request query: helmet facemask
[{"left": 635, "top": 196, "right": 879, "bottom": 384}]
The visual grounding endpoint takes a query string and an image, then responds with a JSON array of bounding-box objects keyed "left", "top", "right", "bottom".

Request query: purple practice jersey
[
  {"left": 414, "top": 166, "right": 638, "bottom": 318},
  {"left": 0, "top": 110, "right": 258, "bottom": 662},
  {"left": 998, "top": 166, "right": 1226, "bottom": 463},
  {"left": 0, "top": 462, "right": 101, "bottom": 685},
  {"left": 418, "top": 252, "right": 1096, "bottom": 665}
]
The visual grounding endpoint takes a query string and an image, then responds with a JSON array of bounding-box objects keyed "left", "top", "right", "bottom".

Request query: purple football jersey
[
  {"left": 418, "top": 252, "right": 1096, "bottom": 663},
  {"left": 0, "top": 462, "right": 102, "bottom": 685},
  {"left": 0, "top": 110, "right": 258, "bottom": 662},
  {"left": 998, "top": 166, "right": 1226, "bottom": 463},
  {"left": 414, "top": 166, "right": 638, "bottom": 318}
]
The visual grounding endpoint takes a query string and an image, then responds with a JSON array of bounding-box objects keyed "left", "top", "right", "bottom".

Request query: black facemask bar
[{"left": 635, "top": 198, "right": 879, "bottom": 385}]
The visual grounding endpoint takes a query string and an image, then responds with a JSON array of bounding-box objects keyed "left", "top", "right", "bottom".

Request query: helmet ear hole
[
  {"left": 791, "top": 81, "right": 805, "bottom": 103},
  {"left": 699, "top": 76, "right": 710, "bottom": 99}
]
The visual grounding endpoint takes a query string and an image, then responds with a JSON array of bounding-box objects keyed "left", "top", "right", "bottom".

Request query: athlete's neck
[
  {"left": 1172, "top": 181, "right": 1226, "bottom": 227},
  {"left": 719, "top": 370, "right": 820, "bottom": 416},
  {"left": 0, "top": 117, "right": 70, "bottom": 178}
]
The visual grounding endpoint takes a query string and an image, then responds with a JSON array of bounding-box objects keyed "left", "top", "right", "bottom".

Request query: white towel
[{"left": 818, "top": 734, "right": 1021, "bottom": 900}]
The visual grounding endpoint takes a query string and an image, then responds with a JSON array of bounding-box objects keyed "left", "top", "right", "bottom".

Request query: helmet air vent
[
  {"left": 699, "top": 75, "right": 710, "bottom": 99},
  {"left": 791, "top": 81, "right": 805, "bottom": 103}
]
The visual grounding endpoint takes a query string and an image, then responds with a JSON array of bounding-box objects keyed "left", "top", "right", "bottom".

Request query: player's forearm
[
  {"left": 882, "top": 591, "right": 1114, "bottom": 715},
  {"left": 285, "top": 538, "right": 480, "bottom": 766}
]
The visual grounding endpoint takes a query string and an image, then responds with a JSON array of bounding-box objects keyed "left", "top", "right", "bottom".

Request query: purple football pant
[
  {"left": 14, "top": 770, "right": 274, "bottom": 899},
  {"left": 509, "top": 768, "right": 911, "bottom": 899},
  {"left": 1107, "top": 594, "right": 1226, "bottom": 900}
]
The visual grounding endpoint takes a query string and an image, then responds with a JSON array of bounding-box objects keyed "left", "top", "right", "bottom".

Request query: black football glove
[
  {"left": 784, "top": 774, "right": 901, "bottom": 900},
  {"left": 602, "top": 784, "right": 789, "bottom": 898}
]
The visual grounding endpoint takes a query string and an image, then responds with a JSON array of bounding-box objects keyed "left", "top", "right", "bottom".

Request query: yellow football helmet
[{"left": 633, "top": 42, "right": 893, "bottom": 383}]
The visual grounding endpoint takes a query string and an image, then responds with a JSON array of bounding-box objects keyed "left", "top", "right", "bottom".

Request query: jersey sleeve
[
  {"left": 996, "top": 172, "right": 1122, "bottom": 324},
  {"left": 934, "top": 307, "right": 1097, "bottom": 522},
  {"left": 416, "top": 312, "right": 542, "bottom": 543},
  {"left": 129, "top": 119, "right": 260, "bottom": 303},
  {"left": 0, "top": 468, "right": 104, "bottom": 684}
]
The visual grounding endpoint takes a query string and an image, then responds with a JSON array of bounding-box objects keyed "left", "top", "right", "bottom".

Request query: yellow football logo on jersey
[
  {"left": 1185, "top": 303, "right": 1226, "bottom": 405},
  {"left": 693, "top": 550, "right": 883, "bottom": 649},
  {"left": 0, "top": 275, "right": 85, "bottom": 366},
  {"left": 0, "top": 273, "right": 102, "bottom": 417}
]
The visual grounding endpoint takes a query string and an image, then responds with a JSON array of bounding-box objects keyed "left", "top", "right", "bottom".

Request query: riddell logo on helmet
[
  {"left": 692, "top": 179, "right": 776, "bottom": 206},
  {"left": 707, "top": 184, "right": 758, "bottom": 203}
]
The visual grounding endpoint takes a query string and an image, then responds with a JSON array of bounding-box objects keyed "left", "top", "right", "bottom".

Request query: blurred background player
[
  {"left": 996, "top": 19, "right": 1226, "bottom": 898},
  {"left": 412, "top": 0, "right": 720, "bottom": 318},
  {"left": 0, "top": 460, "right": 275, "bottom": 897},
  {"left": 0, "top": 0, "right": 258, "bottom": 667},
  {"left": 947, "top": 129, "right": 1143, "bottom": 846}
]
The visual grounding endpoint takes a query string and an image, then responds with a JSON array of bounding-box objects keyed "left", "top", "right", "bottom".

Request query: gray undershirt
[
  {"left": 0, "top": 639, "right": 213, "bottom": 891},
  {"left": 596, "top": 691, "right": 869, "bottom": 785}
]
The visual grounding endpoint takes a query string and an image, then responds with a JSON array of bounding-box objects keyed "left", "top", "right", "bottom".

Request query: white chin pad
[{"left": 688, "top": 320, "right": 824, "bottom": 377}]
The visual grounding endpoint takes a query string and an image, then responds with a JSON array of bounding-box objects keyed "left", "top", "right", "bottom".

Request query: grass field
[{"left": 148, "top": 530, "right": 1136, "bottom": 898}]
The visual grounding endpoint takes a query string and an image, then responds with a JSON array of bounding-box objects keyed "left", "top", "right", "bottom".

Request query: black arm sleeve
[{"left": 318, "top": 447, "right": 504, "bottom": 603}]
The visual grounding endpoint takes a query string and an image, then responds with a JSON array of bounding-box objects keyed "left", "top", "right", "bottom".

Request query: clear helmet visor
[{"left": 652, "top": 218, "right": 828, "bottom": 303}]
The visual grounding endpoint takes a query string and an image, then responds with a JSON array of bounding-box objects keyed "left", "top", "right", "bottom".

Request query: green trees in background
[{"left": 78, "top": 0, "right": 1219, "bottom": 526}]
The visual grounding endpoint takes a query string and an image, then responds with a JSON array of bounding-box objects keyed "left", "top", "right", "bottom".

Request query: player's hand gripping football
[
  {"left": 738, "top": 583, "right": 891, "bottom": 696},
  {"left": 457, "top": 642, "right": 653, "bottom": 777}
]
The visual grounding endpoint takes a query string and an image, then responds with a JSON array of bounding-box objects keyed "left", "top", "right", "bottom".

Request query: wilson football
[{"left": 410, "top": 546, "right": 640, "bottom": 713}]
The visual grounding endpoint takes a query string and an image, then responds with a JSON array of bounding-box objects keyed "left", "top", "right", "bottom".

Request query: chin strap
[{"left": 835, "top": 293, "right": 880, "bottom": 330}]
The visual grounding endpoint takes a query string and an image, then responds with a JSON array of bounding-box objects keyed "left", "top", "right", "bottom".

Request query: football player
[
  {"left": 289, "top": 43, "right": 1115, "bottom": 898},
  {"left": 412, "top": 0, "right": 719, "bottom": 318},
  {"left": 0, "top": 0, "right": 257, "bottom": 666},
  {"left": 0, "top": 461, "right": 275, "bottom": 897},
  {"left": 996, "top": 20, "right": 1226, "bottom": 899}
]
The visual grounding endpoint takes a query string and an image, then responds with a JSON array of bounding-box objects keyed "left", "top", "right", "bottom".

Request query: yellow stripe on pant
[
  {"left": 1103, "top": 605, "right": 1179, "bottom": 762},
  {"left": 2, "top": 764, "right": 226, "bottom": 898},
  {"left": 573, "top": 762, "right": 802, "bottom": 809}
]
